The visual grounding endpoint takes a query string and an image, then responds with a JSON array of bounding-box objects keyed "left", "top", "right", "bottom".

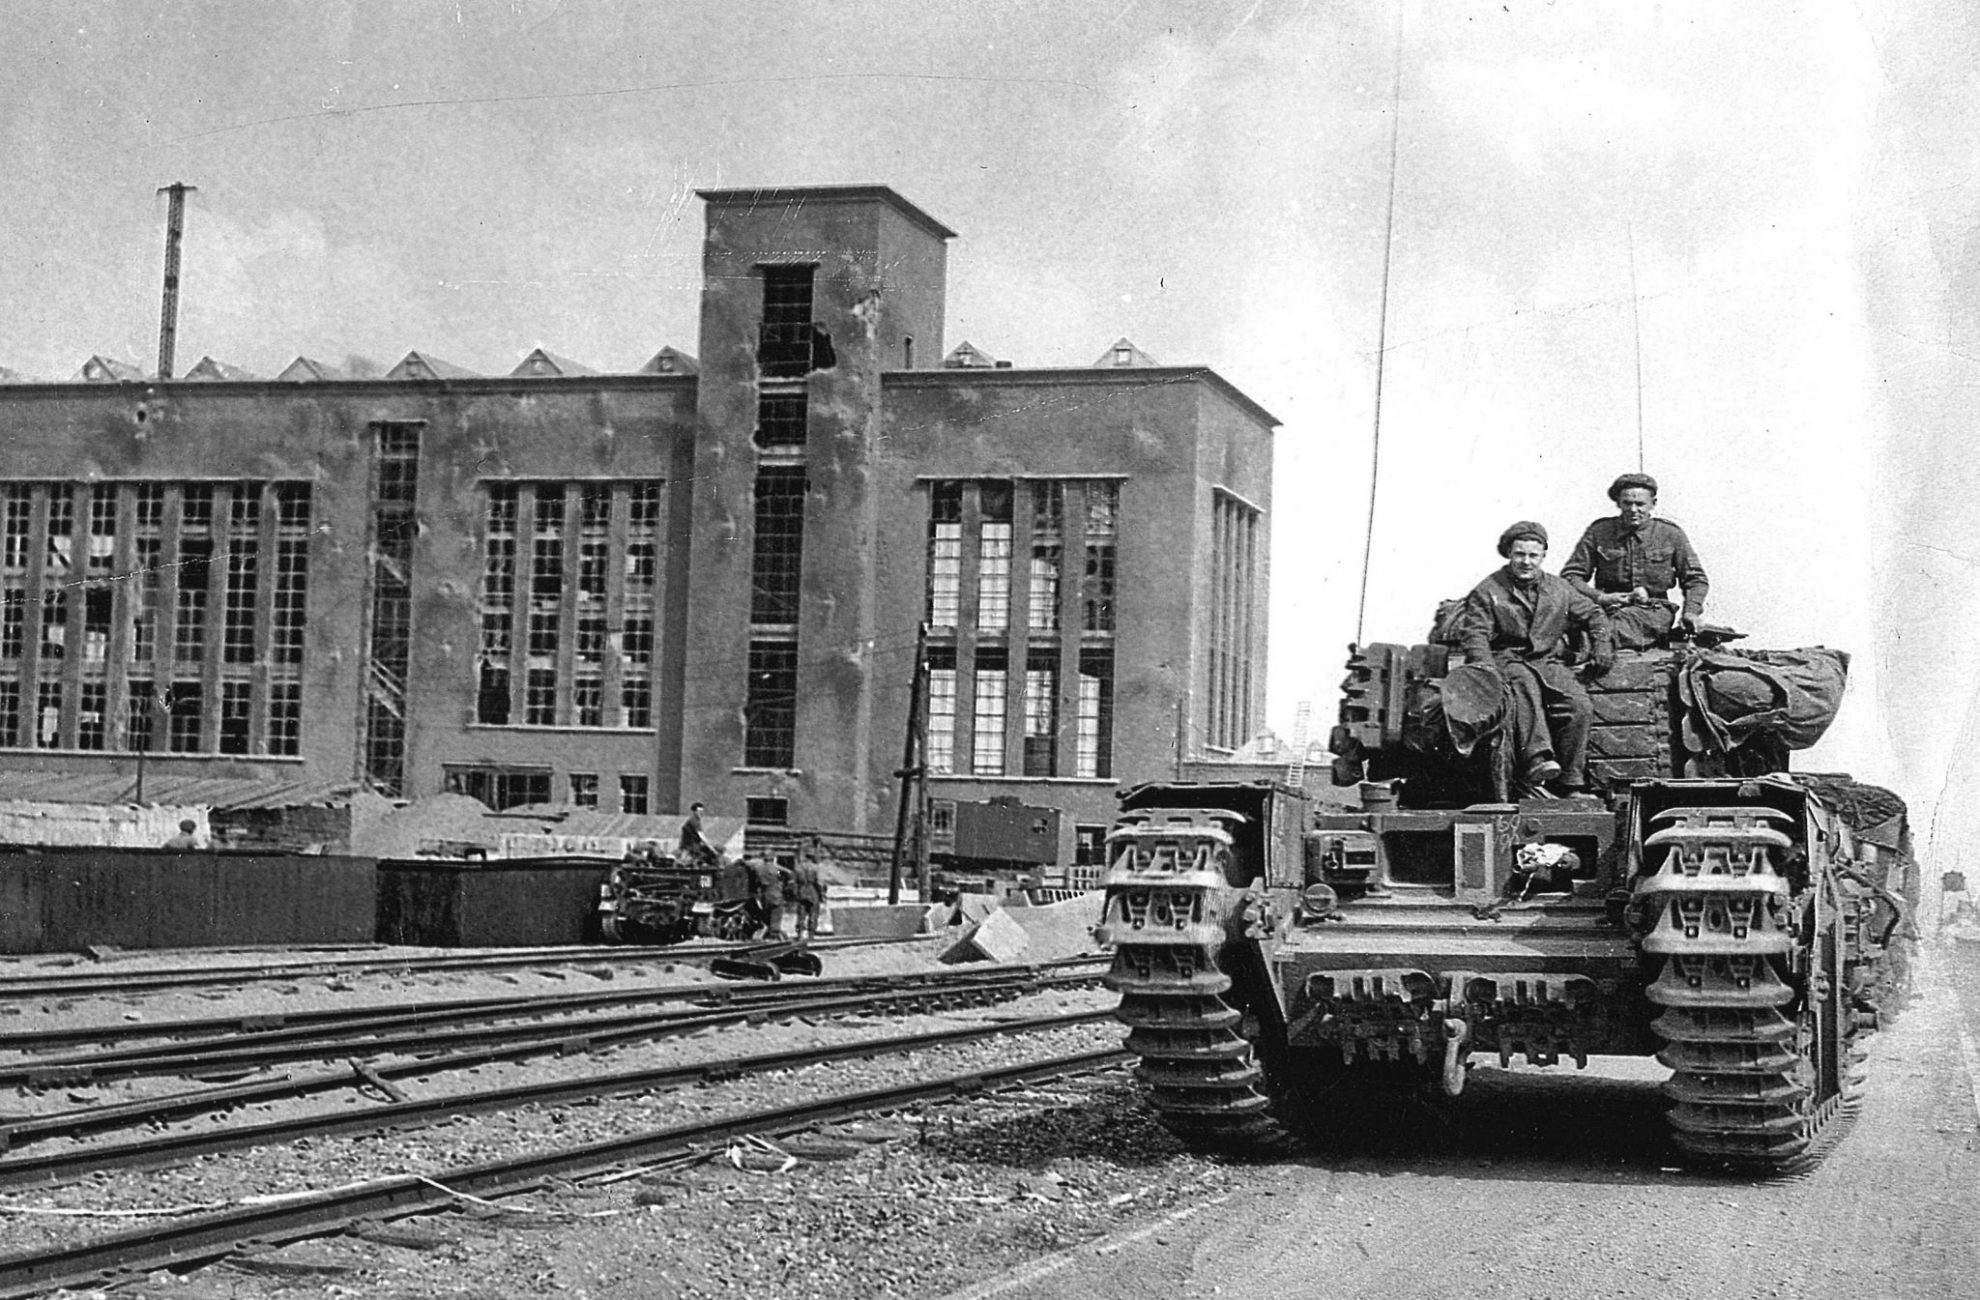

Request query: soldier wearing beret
[
  {"left": 1560, "top": 473, "right": 1710, "bottom": 651},
  {"left": 1457, "top": 521, "right": 1612, "bottom": 795}
]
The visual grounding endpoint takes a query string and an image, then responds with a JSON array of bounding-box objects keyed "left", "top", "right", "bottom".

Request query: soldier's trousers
[
  {"left": 1606, "top": 601, "right": 1676, "bottom": 651},
  {"left": 1499, "top": 659, "right": 1592, "bottom": 787}
]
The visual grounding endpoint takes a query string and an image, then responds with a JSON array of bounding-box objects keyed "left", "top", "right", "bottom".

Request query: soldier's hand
[
  {"left": 1679, "top": 612, "right": 1699, "bottom": 634},
  {"left": 1598, "top": 593, "right": 1629, "bottom": 611},
  {"left": 1586, "top": 654, "right": 1614, "bottom": 678}
]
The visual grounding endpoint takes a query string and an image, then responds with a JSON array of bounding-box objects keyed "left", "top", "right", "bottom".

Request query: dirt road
[{"left": 955, "top": 941, "right": 1980, "bottom": 1300}]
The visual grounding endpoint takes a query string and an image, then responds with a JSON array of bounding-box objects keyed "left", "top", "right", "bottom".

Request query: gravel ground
[
  {"left": 2, "top": 935, "right": 1211, "bottom": 1300},
  {"left": 32, "top": 1069, "right": 1230, "bottom": 1300}
]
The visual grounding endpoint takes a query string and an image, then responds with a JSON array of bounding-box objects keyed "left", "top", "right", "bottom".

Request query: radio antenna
[
  {"left": 1627, "top": 219, "right": 1644, "bottom": 472},
  {"left": 1353, "top": 4, "right": 1405, "bottom": 647}
]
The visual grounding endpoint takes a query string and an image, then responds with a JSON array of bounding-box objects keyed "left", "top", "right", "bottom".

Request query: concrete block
[
  {"left": 940, "top": 906, "right": 1031, "bottom": 964},
  {"left": 825, "top": 903, "right": 930, "bottom": 939},
  {"left": 1005, "top": 890, "right": 1107, "bottom": 962}
]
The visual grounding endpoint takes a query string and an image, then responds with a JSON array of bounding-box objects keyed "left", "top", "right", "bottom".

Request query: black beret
[
  {"left": 1607, "top": 472, "right": 1659, "bottom": 502},
  {"left": 1496, "top": 520, "right": 1548, "bottom": 556}
]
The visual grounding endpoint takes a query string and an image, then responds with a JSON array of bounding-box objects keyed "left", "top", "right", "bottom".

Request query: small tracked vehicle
[{"left": 1100, "top": 638, "right": 1915, "bottom": 1170}]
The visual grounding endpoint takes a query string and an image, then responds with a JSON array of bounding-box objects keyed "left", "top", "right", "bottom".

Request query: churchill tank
[{"left": 1099, "top": 632, "right": 1916, "bottom": 1170}]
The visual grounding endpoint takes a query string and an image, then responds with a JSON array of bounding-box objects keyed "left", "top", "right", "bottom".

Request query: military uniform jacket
[
  {"left": 1560, "top": 517, "right": 1709, "bottom": 619},
  {"left": 1457, "top": 569, "right": 1611, "bottom": 667}
]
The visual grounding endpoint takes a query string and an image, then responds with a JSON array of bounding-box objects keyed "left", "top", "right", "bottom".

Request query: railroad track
[
  {"left": 0, "top": 955, "right": 1107, "bottom": 1067},
  {"left": 0, "top": 969, "right": 1110, "bottom": 1150},
  {"left": 0, "top": 1037, "right": 1131, "bottom": 1298},
  {"left": 0, "top": 933, "right": 927, "bottom": 1000}
]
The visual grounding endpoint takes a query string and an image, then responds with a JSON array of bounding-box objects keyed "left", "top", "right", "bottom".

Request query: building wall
[
  {"left": 0, "top": 186, "right": 1275, "bottom": 862},
  {"left": 0, "top": 378, "right": 693, "bottom": 808}
]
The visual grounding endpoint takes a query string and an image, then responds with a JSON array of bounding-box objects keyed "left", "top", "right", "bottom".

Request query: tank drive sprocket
[
  {"left": 1099, "top": 808, "right": 1285, "bottom": 1150},
  {"left": 1637, "top": 804, "right": 1860, "bottom": 1170}
]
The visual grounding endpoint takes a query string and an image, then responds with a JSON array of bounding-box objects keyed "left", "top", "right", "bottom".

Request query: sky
[{"left": 3, "top": 0, "right": 1977, "bottom": 871}]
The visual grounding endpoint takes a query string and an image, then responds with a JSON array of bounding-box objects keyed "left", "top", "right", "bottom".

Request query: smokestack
[{"left": 156, "top": 182, "right": 197, "bottom": 380}]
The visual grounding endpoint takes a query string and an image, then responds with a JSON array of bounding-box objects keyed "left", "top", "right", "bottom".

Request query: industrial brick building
[{"left": 0, "top": 186, "right": 1276, "bottom": 867}]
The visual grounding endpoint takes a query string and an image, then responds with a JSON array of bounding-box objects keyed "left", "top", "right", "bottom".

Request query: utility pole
[
  {"left": 889, "top": 623, "right": 929, "bottom": 906},
  {"left": 156, "top": 182, "right": 197, "bottom": 380}
]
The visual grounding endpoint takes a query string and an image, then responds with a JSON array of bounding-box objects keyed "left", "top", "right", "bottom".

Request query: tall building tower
[{"left": 680, "top": 186, "right": 953, "bottom": 831}]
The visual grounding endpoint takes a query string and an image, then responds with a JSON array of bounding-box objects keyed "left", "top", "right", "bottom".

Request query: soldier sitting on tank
[
  {"left": 1559, "top": 472, "right": 1709, "bottom": 651},
  {"left": 1457, "top": 521, "right": 1613, "bottom": 796}
]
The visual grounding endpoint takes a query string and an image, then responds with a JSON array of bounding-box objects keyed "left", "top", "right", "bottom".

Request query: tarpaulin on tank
[{"left": 1679, "top": 646, "right": 1849, "bottom": 754}]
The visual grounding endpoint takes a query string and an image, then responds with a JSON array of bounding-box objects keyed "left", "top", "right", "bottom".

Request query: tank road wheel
[
  {"left": 1100, "top": 810, "right": 1284, "bottom": 1153},
  {"left": 1639, "top": 806, "right": 1857, "bottom": 1171}
]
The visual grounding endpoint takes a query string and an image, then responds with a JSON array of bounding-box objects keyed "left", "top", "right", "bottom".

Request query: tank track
[
  {"left": 1638, "top": 805, "right": 1860, "bottom": 1170},
  {"left": 1099, "top": 809, "right": 1283, "bottom": 1150}
]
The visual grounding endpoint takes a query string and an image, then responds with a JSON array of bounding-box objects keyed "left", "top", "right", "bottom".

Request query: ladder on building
[{"left": 1285, "top": 700, "right": 1313, "bottom": 789}]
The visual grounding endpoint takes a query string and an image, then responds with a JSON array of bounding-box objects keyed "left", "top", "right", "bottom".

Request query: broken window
[
  {"left": 1029, "top": 481, "right": 1063, "bottom": 632},
  {"left": 40, "top": 590, "right": 66, "bottom": 659},
  {"left": 1, "top": 585, "right": 22, "bottom": 658},
  {"left": 744, "top": 640, "right": 798, "bottom": 768},
  {"left": 574, "top": 675, "right": 604, "bottom": 728},
  {"left": 443, "top": 765, "right": 551, "bottom": 812},
  {"left": 1024, "top": 657, "right": 1058, "bottom": 777},
  {"left": 167, "top": 681, "right": 203, "bottom": 753},
  {"left": 125, "top": 680, "right": 155, "bottom": 753},
  {"left": 745, "top": 796, "right": 788, "bottom": 826},
  {"left": 83, "top": 586, "right": 111, "bottom": 662},
  {"left": 0, "top": 680, "right": 20, "bottom": 747},
  {"left": 88, "top": 485, "right": 116, "bottom": 570},
  {"left": 36, "top": 681, "right": 62, "bottom": 748},
  {"left": 621, "top": 677, "right": 652, "bottom": 729},
  {"left": 363, "top": 424, "right": 421, "bottom": 795},
  {"left": 569, "top": 772, "right": 599, "bottom": 808},
  {"left": 758, "top": 264, "right": 832, "bottom": 376},
  {"left": 77, "top": 682, "right": 105, "bottom": 751},
  {"left": 135, "top": 483, "right": 165, "bottom": 529},
  {"left": 175, "top": 538, "right": 211, "bottom": 662},
  {"left": 619, "top": 773, "right": 649, "bottom": 815},
  {"left": 45, "top": 490, "right": 73, "bottom": 572}
]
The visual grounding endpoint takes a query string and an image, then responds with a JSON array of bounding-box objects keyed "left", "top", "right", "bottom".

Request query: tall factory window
[
  {"left": 36, "top": 681, "right": 62, "bottom": 748},
  {"left": 40, "top": 592, "right": 66, "bottom": 659},
  {"left": 88, "top": 485, "right": 116, "bottom": 570},
  {"left": 1, "top": 588, "right": 22, "bottom": 658},
  {"left": 758, "top": 264, "right": 827, "bottom": 378},
  {"left": 750, "top": 468, "right": 807, "bottom": 626},
  {"left": 1209, "top": 491, "right": 1260, "bottom": 751},
  {"left": 1029, "top": 481, "right": 1063, "bottom": 633},
  {"left": 744, "top": 640, "right": 798, "bottom": 768},
  {"left": 126, "top": 680, "right": 154, "bottom": 753},
  {"left": 1, "top": 486, "right": 29, "bottom": 569},
  {"left": 1023, "top": 655, "right": 1058, "bottom": 777},
  {"left": 77, "top": 683, "right": 106, "bottom": 751},
  {"left": 926, "top": 482, "right": 963, "bottom": 628},
  {"left": 45, "top": 489, "right": 74, "bottom": 573},
  {"left": 926, "top": 648, "right": 957, "bottom": 775},
  {"left": 266, "top": 683, "right": 301, "bottom": 757},
  {"left": 923, "top": 478, "right": 1121, "bottom": 782},
  {"left": 167, "top": 682, "right": 203, "bottom": 753},
  {"left": 223, "top": 541, "right": 258, "bottom": 664},
  {"left": 219, "top": 681, "right": 252, "bottom": 755},
  {"left": 476, "top": 478, "right": 662, "bottom": 731},
  {"left": 361, "top": 425, "right": 421, "bottom": 794},
  {"left": 755, "top": 392, "right": 808, "bottom": 451},
  {"left": 1082, "top": 482, "right": 1118, "bottom": 633},
  {"left": 976, "top": 484, "right": 1012, "bottom": 634},
  {"left": 0, "top": 680, "right": 17, "bottom": 747},
  {"left": 1076, "top": 650, "right": 1114, "bottom": 780},
  {"left": 971, "top": 649, "right": 1008, "bottom": 775}
]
